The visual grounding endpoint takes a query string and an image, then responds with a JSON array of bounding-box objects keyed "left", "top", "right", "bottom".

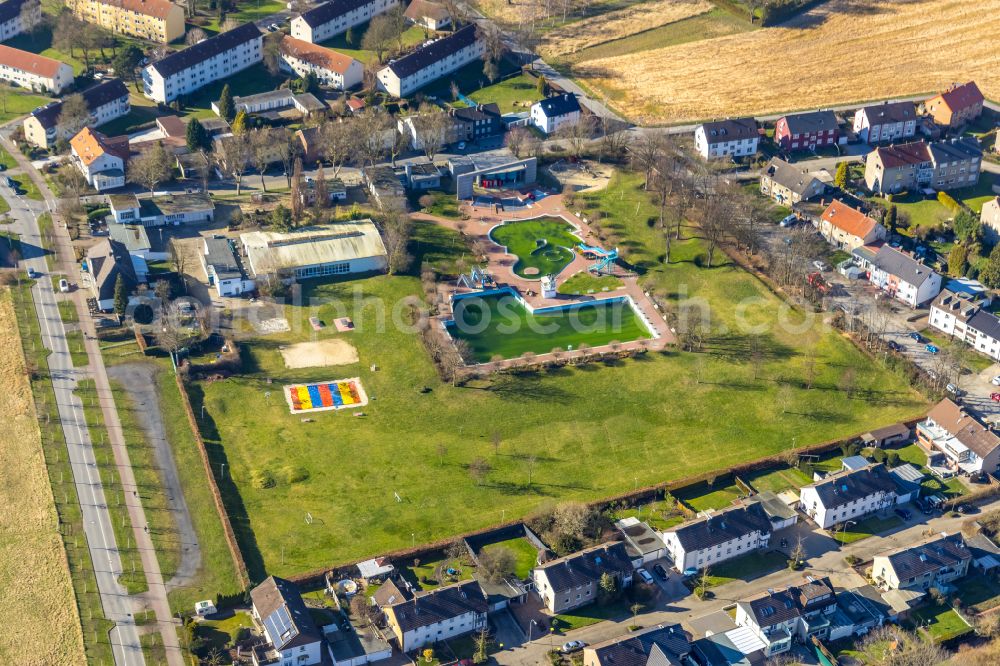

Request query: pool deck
[{"left": 412, "top": 192, "right": 676, "bottom": 366}]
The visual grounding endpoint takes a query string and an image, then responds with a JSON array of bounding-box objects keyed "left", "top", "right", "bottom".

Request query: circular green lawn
[{"left": 490, "top": 217, "right": 582, "bottom": 279}]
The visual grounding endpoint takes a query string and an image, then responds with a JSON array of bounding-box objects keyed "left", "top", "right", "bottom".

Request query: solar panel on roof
[{"left": 264, "top": 604, "right": 299, "bottom": 647}]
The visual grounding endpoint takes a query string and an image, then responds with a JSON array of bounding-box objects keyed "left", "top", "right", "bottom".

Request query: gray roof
[
  {"left": 927, "top": 136, "right": 983, "bottom": 163},
  {"left": 859, "top": 101, "right": 917, "bottom": 125},
  {"left": 691, "top": 633, "right": 766, "bottom": 666},
  {"left": 387, "top": 24, "right": 477, "bottom": 79},
  {"left": 883, "top": 533, "right": 971, "bottom": 580},
  {"left": 781, "top": 110, "right": 838, "bottom": 135},
  {"left": 966, "top": 533, "right": 1000, "bottom": 564},
  {"left": 863, "top": 422, "right": 911, "bottom": 442},
  {"left": 203, "top": 237, "right": 245, "bottom": 281},
  {"left": 250, "top": 576, "right": 321, "bottom": 651},
  {"left": 30, "top": 79, "right": 129, "bottom": 130},
  {"left": 138, "top": 192, "right": 214, "bottom": 217},
  {"left": 371, "top": 578, "right": 413, "bottom": 609},
  {"left": 235, "top": 89, "right": 295, "bottom": 108},
  {"left": 745, "top": 491, "right": 797, "bottom": 525},
  {"left": 299, "top": 0, "right": 385, "bottom": 28},
  {"left": 87, "top": 238, "right": 138, "bottom": 301},
  {"left": 762, "top": 157, "right": 823, "bottom": 197},
  {"left": 805, "top": 463, "right": 899, "bottom": 511},
  {"left": 386, "top": 579, "right": 487, "bottom": 633},
  {"left": 150, "top": 22, "right": 261, "bottom": 78},
  {"left": 700, "top": 117, "right": 757, "bottom": 144},
  {"left": 665, "top": 503, "right": 772, "bottom": 553},
  {"left": 966, "top": 309, "right": 1000, "bottom": 343},
  {"left": 535, "top": 93, "right": 580, "bottom": 119},
  {"left": 836, "top": 586, "right": 889, "bottom": 626},
  {"left": 841, "top": 455, "right": 870, "bottom": 471},
  {"left": 742, "top": 578, "right": 834, "bottom": 629},
  {"left": 535, "top": 542, "right": 632, "bottom": 592},
  {"left": 587, "top": 624, "right": 691, "bottom": 666},
  {"left": 109, "top": 224, "right": 151, "bottom": 253},
  {"left": 872, "top": 246, "right": 937, "bottom": 287}
]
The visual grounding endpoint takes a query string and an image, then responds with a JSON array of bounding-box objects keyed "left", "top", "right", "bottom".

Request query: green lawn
[
  {"left": 458, "top": 73, "right": 545, "bottom": 115},
  {"left": 448, "top": 291, "right": 651, "bottom": 361},
  {"left": 99, "top": 104, "right": 164, "bottom": 137},
  {"left": 418, "top": 191, "right": 463, "bottom": 219},
  {"left": 422, "top": 58, "right": 523, "bottom": 108},
  {"left": 675, "top": 480, "right": 744, "bottom": 512},
  {"left": 0, "top": 145, "right": 16, "bottom": 171},
  {"left": 194, "top": 611, "right": 254, "bottom": 654},
  {"left": 951, "top": 574, "right": 1000, "bottom": 614},
  {"left": 57, "top": 300, "right": 77, "bottom": 324},
  {"left": 616, "top": 505, "right": 685, "bottom": 532},
  {"left": 558, "top": 271, "right": 623, "bottom": 295},
  {"left": 403, "top": 554, "right": 474, "bottom": 591},
  {"left": 318, "top": 23, "right": 427, "bottom": 64},
  {"left": 873, "top": 173, "right": 1000, "bottom": 237},
  {"left": 4, "top": 27, "right": 87, "bottom": 75},
  {"left": 908, "top": 603, "right": 972, "bottom": 642},
  {"left": 0, "top": 87, "right": 51, "bottom": 125},
  {"left": 9, "top": 175, "right": 43, "bottom": 201},
  {"left": 832, "top": 514, "right": 903, "bottom": 545},
  {"left": 64, "top": 330, "right": 89, "bottom": 368},
  {"left": 200, "top": 0, "right": 288, "bottom": 32},
  {"left": 702, "top": 550, "right": 787, "bottom": 587},
  {"left": 179, "top": 64, "right": 284, "bottom": 119},
  {"left": 744, "top": 465, "right": 813, "bottom": 494},
  {"left": 490, "top": 216, "right": 583, "bottom": 278},
  {"left": 553, "top": 598, "right": 638, "bottom": 632},
  {"left": 481, "top": 537, "right": 538, "bottom": 579},
  {"left": 890, "top": 443, "right": 966, "bottom": 499},
  {"left": 190, "top": 170, "right": 926, "bottom": 578}
]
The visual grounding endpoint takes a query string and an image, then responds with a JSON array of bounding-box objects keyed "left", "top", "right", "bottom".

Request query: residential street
[
  {"left": 1, "top": 129, "right": 184, "bottom": 666},
  {"left": 494, "top": 498, "right": 999, "bottom": 665}
]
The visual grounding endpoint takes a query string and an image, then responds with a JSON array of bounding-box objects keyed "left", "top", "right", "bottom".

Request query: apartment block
[
  {"left": 291, "top": 0, "right": 398, "bottom": 43},
  {"left": 67, "top": 0, "right": 185, "bottom": 43},
  {"left": 376, "top": 24, "right": 482, "bottom": 98}
]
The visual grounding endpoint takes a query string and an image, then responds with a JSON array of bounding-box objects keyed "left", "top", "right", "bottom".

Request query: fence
[{"left": 174, "top": 374, "right": 250, "bottom": 591}]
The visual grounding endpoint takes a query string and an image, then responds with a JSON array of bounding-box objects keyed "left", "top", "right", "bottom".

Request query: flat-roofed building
[
  {"left": 240, "top": 221, "right": 388, "bottom": 280},
  {"left": 23, "top": 78, "right": 130, "bottom": 150},
  {"left": 202, "top": 236, "right": 254, "bottom": 297},
  {"left": 0, "top": 43, "right": 73, "bottom": 93},
  {"left": 108, "top": 192, "right": 215, "bottom": 226},
  {"left": 67, "top": 0, "right": 185, "bottom": 43}
]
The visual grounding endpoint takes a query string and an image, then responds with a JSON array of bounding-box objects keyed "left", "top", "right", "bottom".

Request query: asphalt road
[{"left": 0, "top": 179, "right": 146, "bottom": 665}]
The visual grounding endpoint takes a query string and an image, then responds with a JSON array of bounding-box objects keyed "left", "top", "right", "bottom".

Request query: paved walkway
[{"left": 413, "top": 193, "right": 674, "bottom": 368}]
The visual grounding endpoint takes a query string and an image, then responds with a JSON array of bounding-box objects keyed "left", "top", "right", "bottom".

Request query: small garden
[
  {"left": 832, "top": 514, "right": 903, "bottom": 545},
  {"left": 907, "top": 602, "right": 973, "bottom": 643}
]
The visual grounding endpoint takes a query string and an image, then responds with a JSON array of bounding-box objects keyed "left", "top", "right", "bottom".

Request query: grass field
[
  {"left": 0, "top": 85, "right": 50, "bottom": 125},
  {"left": 448, "top": 292, "right": 651, "bottom": 361},
  {"left": 744, "top": 465, "right": 812, "bottom": 494},
  {"left": 702, "top": 550, "right": 787, "bottom": 587},
  {"left": 181, "top": 64, "right": 284, "bottom": 119},
  {"left": 481, "top": 537, "right": 539, "bottom": 579},
  {"left": 832, "top": 514, "right": 902, "bottom": 545},
  {"left": 0, "top": 289, "right": 86, "bottom": 665},
  {"left": 458, "top": 73, "right": 545, "bottom": 114},
  {"left": 317, "top": 23, "right": 428, "bottom": 64},
  {"left": 952, "top": 574, "right": 1000, "bottom": 614},
  {"left": 675, "top": 480, "right": 744, "bottom": 512},
  {"left": 557, "top": 271, "right": 623, "bottom": 295},
  {"left": 192, "top": 170, "right": 926, "bottom": 577},
  {"left": 490, "top": 216, "right": 582, "bottom": 277},
  {"left": 4, "top": 27, "right": 86, "bottom": 75},
  {"left": 538, "top": 0, "right": 712, "bottom": 58},
  {"left": 908, "top": 603, "right": 972, "bottom": 642},
  {"left": 571, "top": 0, "right": 1000, "bottom": 124}
]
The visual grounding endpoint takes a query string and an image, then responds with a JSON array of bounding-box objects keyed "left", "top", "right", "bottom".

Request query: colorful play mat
[{"left": 284, "top": 378, "right": 368, "bottom": 413}]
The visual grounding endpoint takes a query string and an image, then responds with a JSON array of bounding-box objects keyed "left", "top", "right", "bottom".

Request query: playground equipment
[
  {"left": 577, "top": 243, "right": 619, "bottom": 274},
  {"left": 456, "top": 265, "right": 495, "bottom": 290}
]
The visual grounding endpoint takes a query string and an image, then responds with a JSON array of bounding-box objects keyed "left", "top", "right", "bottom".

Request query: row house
[
  {"left": 852, "top": 101, "right": 917, "bottom": 144},
  {"left": 818, "top": 199, "right": 885, "bottom": 251},
  {"left": 759, "top": 157, "right": 825, "bottom": 205},
  {"left": 381, "top": 580, "right": 487, "bottom": 652},
  {"left": 143, "top": 22, "right": 262, "bottom": 103},
  {"left": 67, "top": 0, "right": 185, "bottom": 43},
  {"left": 582, "top": 624, "right": 691, "bottom": 666},
  {"left": 799, "top": 463, "right": 901, "bottom": 530},
  {"left": 868, "top": 245, "right": 941, "bottom": 307},
  {"left": 661, "top": 502, "right": 773, "bottom": 573},
  {"left": 0, "top": 43, "right": 73, "bottom": 93},
  {"left": 774, "top": 110, "right": 839, "bottom": 151},
  {"left": 735, "top": 577, "right": 837, "bottom": 657},
  {"left": 531, "top": 542, "right": 632, "bottom": 614},
  {"left": 925, "top": 81, "right": 984, "bottom": 129},
  {"left": 917, "top": 398, "right": 1000, "bottom": 476},
  {"left": 0, "top": 0, "right": 40, "bottom": 42},
  {"left": 929, "top": 289, "right": 1000, "bottom": 362},
  {"left": 377, "top": 24, "right": 482, "bottom": 98},
  {"left": 292, "top": 0, "right": 399, "bottom": 43},
  {"left": 872, "top": 533, "right": 971, "bottom": 593},
  {"left": 69, "top": 127, "right": 129, "bottom": 191},
  {"left": 278, "top": 35, "right": 362, "bottom": 90},
  {"left": 693, "top": 117, "right": 758, "bottom": 160},
  {"left": 530, "top": 93, "right": 581, "bottom": 135},
  {"left": 23, "top": 78, "right": 130, "bottom": 150},
  {"left": 864, "top": 137, "right": 982, "bottom": 195},
  {"left": 250, "top": 576, "right": 324, "bottom": 666}
]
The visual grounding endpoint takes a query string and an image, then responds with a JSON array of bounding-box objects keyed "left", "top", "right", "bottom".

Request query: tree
[
  {"left": 215, "top": 134, "right": 250, "bottom": 194},
  {"left": 949, "top": 244, "right": 969, "bottom": 276},
  {"left": 217, "top": 83, "right": 235, "bottom": 122},
  {"left": 129, "top": 142, "right": 173, "bottom": 196},
  {"left": 361, "top": 14, "right": 399, "bottom": 63},
  {"left": 249, "top": 128, "right": 275, "bottom": 192},
  {"left": 290, "top": 157, "right": 305, "bottom": 222},
  {"left": 598, "top": 572, "right": 617, "bottom": 603},
  {"left": 112, "top": 44, "right": 145, "bottom": 91},
  {"left": 506, "top": 125, "right": 531, "bottom": 158},
  {"left": 834, "top": 161, "right": 850, "bottom": 189},
  {"left": 319, "top": 120, "right": 353, "bottom": 178},
  {"left": 271, "top": 203, "right": 292, "bottom": 231},
  {"left": 468, "top": 456, "right": 492, "bottom": 485},
  {"left": 185, "top": 27, "right": 207, "bottom": 45},
  {"left": 154, "top": 279, "right": 171, "bottom": 303},
  {"left": 838, "top": 366, "right": 857, "bottom": 398},
  {"left": 856, "top": 625, "right": 947, "bottom": 666},
  {"left": 185, "top": 117, "right": 209, "bottom": 152},
  {"left": 557, "top": 115, "right": 596, "bottom": 160},
  {"left": 412, "top": 106, "right": 451, "bottom": 161},
  {"left": 478, "top": 23, "right": 506, "bottom": 84},
  {"left": 262, "top": 31, "right": 283, "bottom": 76},
  {"left": 314, "top": 163, "right": 328, "bottom": 210},
  {"left": 113, "top": 274, "right": 128, "bottom": 315},
  {"left": 301, "top": 70, "right": 320, "bottom": 96},
  {"left": 981, "top": 244, "right": 1000, "bottom": 288},
  {"left": 18, "top": 0, "right": 40, "bottom": 35},
  {"left": 886, "top": 203, "right": 898, "bottom": 234},
  {"left": 477, "top": 546, "right": 515, "bottom": 583},
  {"left": 381, "top": 206, "right": 413, "bottom": 274},
  {"left": 472, "top": 626, "right": 490, "bottom": 665},
  {"left": 356, "top": 111, "right": 391, "bottom": 167},
  {"left": 536, "top": 74, "right": 547, "bottom": 97},
  {"left": 231, "top": 109, "right": 249, "bottom": 135},
  {"left": 345, "top": 26, "right": 354, "bottom": 46},
  {"left": 56, "top": 93, "right": 90, "bottom": 140},
  {"left": 953, "top": 208, "right": 981, "bottom": 243}
]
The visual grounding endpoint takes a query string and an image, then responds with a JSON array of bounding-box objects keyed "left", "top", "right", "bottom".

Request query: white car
[
  {"left": 636, "top": 568, "right": 654, "bottom": 585},
  {"left": 812, "top": 260, "right": 829, "bottom": 271},
  {"left": 58, "top": 278, "right": 69, "bottom": 293},
  {"left": 560, "top": 641, "right": 585, "bottom": 654},
  {"left": 992, "top": 375, "right": 1000, "bottom": 386}
]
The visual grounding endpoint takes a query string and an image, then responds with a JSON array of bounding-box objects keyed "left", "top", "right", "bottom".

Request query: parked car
[
  {"left": 894, "top": 508, "right": 911, "bottom": 520},
  {"left": 636, "top": 568, "right": 654, "bottom": 585},
  {"left": 887, "top": 340, "right": 902, "bottom": 352},
  {"left": 926, "top": 344, "right": 939, "bottom": 354},
  {"left": 909, "top": 332, "right": 925, "bottom": 343},
  {"left": 652, "top": 563, "right": 668, "bottom": 580},
  {"left": 779, "top": 213, "right": 798, "bottom": 228},
  {"left": 946, "top": 383, "right": 965, "bottom": 397},
  {"left": 991, "top": 375, "right": 1000, "bottom": 386},
  {"left": 26, "top": 267, "right": 38, "bottom": 278},
  {"left": 560, "top": 641, "right": 585, "bottom": 654},
  {"left": 58, "top": 278, "right": 69, "bottom": 293},
  {"left": 812, "top": 260, "right": 829, "bottom": 271}
]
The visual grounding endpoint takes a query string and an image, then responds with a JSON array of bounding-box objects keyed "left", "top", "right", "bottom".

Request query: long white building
[
  {"left": 377, "top": 24, "right": 482, "bottom": 98},
  {"left": 0, "top": 0, "right": 40, "bottom": 42},
  {"left": 661, "top": 503, "right": 773, "bottom": 573},
  {"left": 291, "top": 0, "right": 398, "bottom": 43},
  {"left": 142, "top": 22, "right": 262, "bottom": 103},
  {"left": 23, "top": 78, "right": 130, "bottom": 150},
  {"left": 799, "top": 463, "right": 901, "bottom": 530},
  {"left": 0, "top": 43, "right": 73, "bottom": 93},
  {"left": 694, "top": 117, "right": 759, "bottom": 161},
  {"left": 278, "top": 35, "right": 362, "bottom": 90}
]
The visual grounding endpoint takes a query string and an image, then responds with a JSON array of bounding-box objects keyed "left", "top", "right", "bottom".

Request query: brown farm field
[
  {"left": 538, "top": 0, "right": 713, "bottom": 57},
  {"left": 0, "top": 288, "right": 85, "bottom": 665},
  {"left": 572, "top": 0, "right": 1000, "bottom": 124}
]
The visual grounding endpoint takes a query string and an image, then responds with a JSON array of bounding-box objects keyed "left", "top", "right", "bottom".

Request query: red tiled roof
[
  {"left": 821, "top": 200, "right": 879, "bottom": 239},
  {"left": 873, "top": 141, "right": 931, "bottom": 169},
  {"left": 279, "top": 35, "right": 357, "bottom": 75},
  {"left": 0, "top": 43, "right": 66, "bottom": 79},
  {"left": 930, "top": 81, "right": 984, "bottom": 114}
]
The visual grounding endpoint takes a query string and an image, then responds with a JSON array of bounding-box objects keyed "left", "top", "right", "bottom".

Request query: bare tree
[
  {"left": 128, "top": 142, "right": 173, "bottom": 196},
  {"left": 215, "top": 134, "right": 250, "bottom": 195},
  {"left": 185, "top": 27, "right": 207, "bottom": 45},
  {"left": 380, "top": 204, "right": 413, "bottom": 275},
  {"left": 18, "top": 0, "right": 40, "bottom": 35},
  {"left": 477, "top": 546, "right": 515, "bottom": 583},
  {"left": 249, "top": 128, "right": 275, "bottom": 192},
  {"left": 319, "top": 120, "right": 354, "bottom": 178},
  {"left": 478, "top": 23, "right": 506, "bottom": 83},
  {"left": 349, "top": 594, "right": 376, "bottom": 627},
  {"left": 411, "top": 106, "right": 452, "bottom": 161},
  {"left": 468, "top": 457, "right": 493, "bottom": 485},
  {"left": 290, "top": 157, "right": 305, "bottom": 222},
  {"left": 557, "top": 115, "right": 596, "bottom": 159},
  {"left": 355, "top": 111, "right": 391, "bottom": 167},
  {"left": 361, "top": 14, "right": 399, "bottom": 63},
  {"left": 262, "top": 31, "right": 283, "bottom": 76},
  {"left": 506, "top": 125, "right": 531, "bottom": 158}
]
